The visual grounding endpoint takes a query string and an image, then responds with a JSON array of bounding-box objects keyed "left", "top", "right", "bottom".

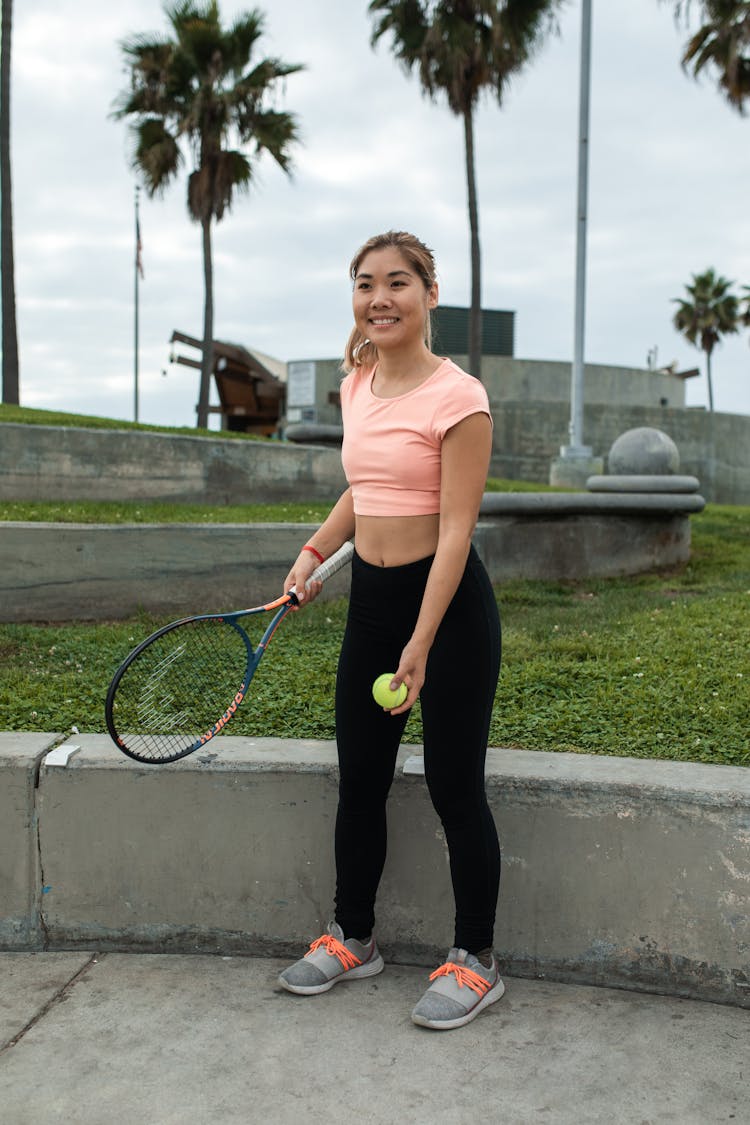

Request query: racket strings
[{"left": 109, "top": 619, "right": 251, "bottom": 762}]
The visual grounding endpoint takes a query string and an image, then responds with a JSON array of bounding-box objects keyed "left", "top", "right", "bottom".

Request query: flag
[{"left": 136, "top": 215, "right": 144, "bottom": 279}]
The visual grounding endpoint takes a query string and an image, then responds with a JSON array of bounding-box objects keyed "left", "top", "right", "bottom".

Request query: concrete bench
[{"left": 2, "top": 733, "right": 747, "bottom": 1007}]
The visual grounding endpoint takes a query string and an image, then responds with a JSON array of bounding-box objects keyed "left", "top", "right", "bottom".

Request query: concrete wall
[
  {"left": 490, "top": 402, "right": 750, "bottom": 504},
  {"left": 2, "top": 401, "right": 749, "bottom": 506},
  {"left": 3, "top": 733, "right": 748, "bottom": 1008},
  {"left": 0, "top": 424, "right": 347, "bottom": 504},
  {"left": 298, "top": 356, "right": 687, "bottom": 417},
  {"left": 0, "top": 733, "right": 59, "bottom": 948},
  {"left": 463, "top": 357, "right": 687, "bottom": 410},
  {"left": 0, "top": 506, "right": 696, "bottom": 622}
]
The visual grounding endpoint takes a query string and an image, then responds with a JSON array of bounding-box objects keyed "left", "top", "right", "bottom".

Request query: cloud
[{"left": 6, "top": 0, "right": 750, "bottom": 428}]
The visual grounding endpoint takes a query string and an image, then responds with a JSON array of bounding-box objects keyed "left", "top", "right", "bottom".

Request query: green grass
[
  {"left": 0, "top": 499, "right": 338, "bottom": 525},
  {"left": 0, "top": 403, "right": 267, "bottom": 441},
  {"left": 0, "top": 479, "right": 555, "bottom": 525},
  {"left": 1, "top": 505, "right": 748, "bottom": 766}
]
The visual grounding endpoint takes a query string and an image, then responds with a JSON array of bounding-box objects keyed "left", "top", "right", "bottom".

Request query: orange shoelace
[
  {"left": 306, "top": 933, "right": 362, "bottom": 971},
  {"left": 429, "top": 961, "right": 491, "bottom": 997}
]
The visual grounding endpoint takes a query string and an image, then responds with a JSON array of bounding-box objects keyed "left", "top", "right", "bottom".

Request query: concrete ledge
[
  {"left": 480, "top": 491, "right": 705, "bottom": 515},
  {"left": 285, "top": 423, "right": 343, "bottom": 445},
  {"left": 2, "top": 506, "right": 696, "bottom": 622},
  {"left": 0, "top": 733, "right": 61, "bottom": 949},
  {"left": 0, "top": 522, "right": 354, "bottom": 622},
  {"left": 473, "top": 511, "right": 692, "bottom": 581},
  {"left": 586, "top": 475, "right": 701, "bottom": 494},
  {"left": 6, "top": 733, "right": 747, "bottom": 1007}
]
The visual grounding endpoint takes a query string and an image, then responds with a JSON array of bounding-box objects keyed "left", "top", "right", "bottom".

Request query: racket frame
[{"left": 105, "top": 542, "right": 353, "bottom": 765}]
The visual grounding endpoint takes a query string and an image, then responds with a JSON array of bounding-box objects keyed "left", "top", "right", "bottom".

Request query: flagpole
[{"left": 134, "top": 185, "right": 141, "bottom": 423}]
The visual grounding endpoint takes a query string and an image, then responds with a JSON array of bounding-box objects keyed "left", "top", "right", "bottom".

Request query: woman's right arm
[{"left": 283, "top": 487, "right": 356, "bottom": 604}]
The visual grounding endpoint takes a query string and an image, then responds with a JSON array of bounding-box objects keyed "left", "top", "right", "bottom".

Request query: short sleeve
[{"left": 432, "top": 373, "right": 492, "bottom": 441}]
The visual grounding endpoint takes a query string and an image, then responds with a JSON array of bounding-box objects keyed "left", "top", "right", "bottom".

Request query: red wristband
[{"left": 302, "top": 544, "right": 325, "bottom": 565}]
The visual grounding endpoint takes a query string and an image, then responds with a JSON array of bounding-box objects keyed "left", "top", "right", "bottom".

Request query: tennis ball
[{"left": 372, "top": 673, "right": 407, "bottom": 710}]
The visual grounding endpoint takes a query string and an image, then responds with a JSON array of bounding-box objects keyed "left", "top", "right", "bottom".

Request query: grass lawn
[
  {"left": 0, "top": 402, "right": 268, "bottom": 441},
  {"left": 0, "top": 503, "right": 747, "bottom": 767}
]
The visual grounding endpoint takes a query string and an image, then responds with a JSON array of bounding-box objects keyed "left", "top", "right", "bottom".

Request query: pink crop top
[{"left": 339, "top": 358, "right": 492, "bottom": 516}]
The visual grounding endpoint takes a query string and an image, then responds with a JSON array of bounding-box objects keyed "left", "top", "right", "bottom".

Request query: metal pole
[
  {"left": 134, "top": 186, "right": 140, "bottom": 423},
  {"left": 564, "top": 0, "right": 592, "bottom": 456}
]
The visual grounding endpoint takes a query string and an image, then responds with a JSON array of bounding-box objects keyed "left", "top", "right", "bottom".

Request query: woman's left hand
[{"left": 386, "top": 639, "right": 429, "bottom": 716}]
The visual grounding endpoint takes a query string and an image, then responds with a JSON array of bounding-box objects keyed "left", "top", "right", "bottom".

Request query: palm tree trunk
[
  {"left": 1, "top": 0, "right": 19, "bottom": 405},
  {"left": 705, "top": 348, "right": 714, "bottom": 412},
  {"left": 463, "top": 106, "right": 482, "bottom": 382},
  {"left": 197, "top": 216, "right": 214, "bottom": 429}
]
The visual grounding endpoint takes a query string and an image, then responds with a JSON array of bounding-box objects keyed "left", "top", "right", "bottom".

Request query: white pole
[{"left": 563, "top": 0, "right": 592, "bottom": 457}]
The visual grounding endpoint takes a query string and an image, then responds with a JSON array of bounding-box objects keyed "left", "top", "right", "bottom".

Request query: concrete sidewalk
[{"left": 0, "top": 952, "right": 745, "bottom": 1124}]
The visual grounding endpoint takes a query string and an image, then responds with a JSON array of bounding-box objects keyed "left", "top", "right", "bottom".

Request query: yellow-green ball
[{"left": 372, "top": 673, "right": 407, "bottom": 710}]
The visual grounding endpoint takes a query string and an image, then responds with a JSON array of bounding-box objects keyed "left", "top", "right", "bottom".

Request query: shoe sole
[
  {"left": 278, "top": 953, "right": 385, "bottom": 996},
  {"left": 411, "top": 976, "right": 506, "bottom": 1030}
]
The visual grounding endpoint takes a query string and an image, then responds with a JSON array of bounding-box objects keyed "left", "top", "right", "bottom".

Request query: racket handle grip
[
  {"left": 307, "top": 540, "right": 355, "bottom": 586},
  {"left": 288, "top": 540, "right": 354, "bottom": 602}
]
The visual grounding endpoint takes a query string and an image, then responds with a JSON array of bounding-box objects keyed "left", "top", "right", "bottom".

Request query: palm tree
[
  {"left": 740, "top": 284, "right": 750, "bottom": 339},
  {"left": 1, "top": 0, "right": 19, "bottom": 405},
  {"left": 369, "top": 0, "right": 563, "bottom": 380},
  {"left": 668, "top": 1, "right": 750, "bottom": 114},
  {"left": 114, "top": 1, "right": 302, "bottom": 429},
  {"left": 672, "top": 268, "right": 739, "bottom": 411}
]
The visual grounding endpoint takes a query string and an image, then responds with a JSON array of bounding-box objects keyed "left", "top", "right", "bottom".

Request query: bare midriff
[{"left": 354, "top": 513, "right": 440, "bottom": 567}]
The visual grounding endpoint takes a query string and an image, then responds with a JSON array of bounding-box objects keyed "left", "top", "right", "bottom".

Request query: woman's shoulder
[
  {"left": 425, "top": 358, "right": 491, "bottom": 438},
  {"left": 430, "top": 358, "right": 489, "bottom": 400},
  {"left": 339, "top": 363, "right": 374, "bottom": 407},
  {"left": 341, "top": 363, "right": 374, "bottom": 386}
]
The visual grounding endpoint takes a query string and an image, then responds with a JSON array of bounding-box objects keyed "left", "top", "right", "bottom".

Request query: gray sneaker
[
  {"left": 411, "top": 948, "right": 505, "bottom": 1030},
  {"left": 278, "top": 922, "right": 385, "bottom": 995}
]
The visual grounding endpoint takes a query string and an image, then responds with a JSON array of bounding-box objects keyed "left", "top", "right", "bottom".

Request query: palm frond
[
  {"left": 369, "top": 0, "right": 428, "bottom": 59},
  {"left": 132, "top": 118, "right": 182, "bottom": 194},
  {"left": 677, "top": 0, "right": 750, "bottom": 114},
  {"left": 225, "top": 10, "right": 265, "bottom": 73},
  {"left": 241, "top": 109, "right": 301, "bottom": 171},
  {"left": 239, "top": 57, "right": 305, "bottom": 93},
  {"left": 740, "top": 285, "right": 750, "bottom": 327},
  {"left": 187, "top": 149, "right": 251, "bottom": 221}
]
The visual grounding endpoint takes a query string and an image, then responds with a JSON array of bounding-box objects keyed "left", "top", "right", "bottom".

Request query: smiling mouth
[{"left": 369, "top": 317, "right": 399, "bottom": 326}]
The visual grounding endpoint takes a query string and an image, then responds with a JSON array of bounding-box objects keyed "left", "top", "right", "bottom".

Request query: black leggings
[{"left": 334, "top": 545, "right": 502, "bottom": 954}]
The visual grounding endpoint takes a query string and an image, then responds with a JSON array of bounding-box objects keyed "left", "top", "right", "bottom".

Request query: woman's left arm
[{"left": 388, "top": 411, "right": 492, "bottom": 714}]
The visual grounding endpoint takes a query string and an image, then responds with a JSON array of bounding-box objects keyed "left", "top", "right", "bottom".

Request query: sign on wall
[{"left": 287, "top": 361, "right": 316, "bottom": 408}]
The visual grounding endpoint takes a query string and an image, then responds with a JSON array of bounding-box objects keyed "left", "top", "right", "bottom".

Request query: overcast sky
[{"left": 8, "top": 0, "right": 750, "bottom": 430}]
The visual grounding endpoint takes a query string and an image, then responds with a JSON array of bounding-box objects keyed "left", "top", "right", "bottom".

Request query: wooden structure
[{"left": 170, "top": 331, "right": 285, "bottom": 435}]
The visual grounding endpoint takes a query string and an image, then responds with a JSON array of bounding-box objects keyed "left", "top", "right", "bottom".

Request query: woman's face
[{"left": 352, "top": 247, "right": 437, "bottom": 352}]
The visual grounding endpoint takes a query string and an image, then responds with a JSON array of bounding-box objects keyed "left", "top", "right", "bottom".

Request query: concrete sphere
[{"left": 608, "top": 428, "right": 680, "bottom": 476}]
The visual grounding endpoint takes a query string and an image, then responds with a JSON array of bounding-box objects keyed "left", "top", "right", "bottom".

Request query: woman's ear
[{"left": 427, "top": 282, "right": 439, "bottom": 309}]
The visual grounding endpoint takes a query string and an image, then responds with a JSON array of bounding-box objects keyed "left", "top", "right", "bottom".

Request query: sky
[{"left": 7, "top": 0, "right": 750, "bottom": 428}]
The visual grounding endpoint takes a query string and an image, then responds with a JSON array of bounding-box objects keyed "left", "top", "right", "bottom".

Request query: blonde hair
[{"left": 342, "top": 231, "right": 437, "bottom": 372}]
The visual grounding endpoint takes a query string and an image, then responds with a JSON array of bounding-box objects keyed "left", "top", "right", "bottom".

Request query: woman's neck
[{"left": 374, "top": 343, "right": 441, "bottom": 384}]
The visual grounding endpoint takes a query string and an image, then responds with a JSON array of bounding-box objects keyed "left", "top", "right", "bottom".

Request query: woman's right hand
[
  {"left": 283, "top": 550, "right": 323, "bottom": 606},
  {"left": 283, "top": 491, "right": 356, "bottom": 606}
]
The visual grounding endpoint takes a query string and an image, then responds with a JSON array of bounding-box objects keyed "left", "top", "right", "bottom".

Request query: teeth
[{"left": 371, "top": 318, "right": 397, "bottom": 325}]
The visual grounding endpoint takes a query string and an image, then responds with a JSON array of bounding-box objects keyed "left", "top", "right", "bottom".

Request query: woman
[{"left": 278, "top": 231, "right": 502, "bottom": 1031}]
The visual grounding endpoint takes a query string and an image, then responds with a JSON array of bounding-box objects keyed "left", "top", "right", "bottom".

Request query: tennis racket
[{"left": 105, "top": 541, "right": 354, "bottom": 765}]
